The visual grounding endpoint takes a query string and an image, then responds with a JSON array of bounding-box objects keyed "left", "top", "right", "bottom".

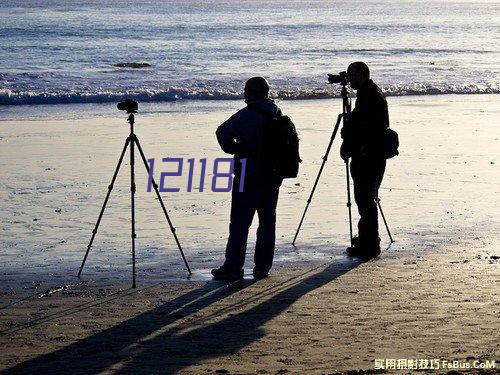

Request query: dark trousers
[
  {"left": 350, "top": 157, "right": 386, "bottom": 248},
  {"left": 223, "top": 181, "right": 280, "bottom": 272}
]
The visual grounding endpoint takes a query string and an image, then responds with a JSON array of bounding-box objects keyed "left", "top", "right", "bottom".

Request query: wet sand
[{"left": 0, "top": 95, "right": 499, "bottom": 373}]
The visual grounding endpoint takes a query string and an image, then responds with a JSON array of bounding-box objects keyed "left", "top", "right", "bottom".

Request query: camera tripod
[
  {"left": 77, "top": 109, "right": 191, "bottom": 288},
  {"left": 292, "top": 82, "right": 393, "bottom": 247}
]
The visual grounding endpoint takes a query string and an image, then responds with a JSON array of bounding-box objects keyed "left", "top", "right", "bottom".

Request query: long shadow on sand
[{"left": 4, "top": 257, "right": 361, "bottom": 374}]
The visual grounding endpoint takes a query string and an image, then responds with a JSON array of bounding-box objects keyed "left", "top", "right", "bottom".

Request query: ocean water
[{"left": 0, "top": 0, "right": 499, "bottom": 106}]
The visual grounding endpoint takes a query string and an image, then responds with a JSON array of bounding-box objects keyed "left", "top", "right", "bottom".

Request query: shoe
[
  {"left": 211, "top": 267, "right": 244, "bottom": 281},
  {"left": 346, "top": 245, "right": 381, "bottom": 259},
  {"left": 252, "top": 267, "right": 269, "bottom": 280},
  {"left": 352, "top": 236, "right": 360, "bottom": 248},
  {"left": 351, "top": 236, "right": 380, "bottom": 248}
]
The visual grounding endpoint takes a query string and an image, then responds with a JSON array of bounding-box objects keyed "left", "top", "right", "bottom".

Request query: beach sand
[{"left": 0, "top": 95, "right": 499, "bottom": 373}]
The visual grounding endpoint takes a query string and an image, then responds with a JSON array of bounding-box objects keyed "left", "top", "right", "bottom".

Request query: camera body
[
  {"left": 328, "top": 71, "right": 348, "bottom": 86},
  {"left": 117, "top": 99, "right": 138, "bottom": 113}
]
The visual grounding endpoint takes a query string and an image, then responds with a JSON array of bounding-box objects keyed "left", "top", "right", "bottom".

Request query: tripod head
[
  {"left": 117, "top": 99, "right": 138, "bottom": 129},
  {"left": 327, "top": 73, "right": 351, "bottom": 113},
  {"left": 341, "top": 85, "right": 351, "bottom": 114}
]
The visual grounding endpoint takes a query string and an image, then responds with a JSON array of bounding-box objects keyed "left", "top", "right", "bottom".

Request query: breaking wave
[{"left": 1, "top": 84, "right": 499, "bottom": 106}]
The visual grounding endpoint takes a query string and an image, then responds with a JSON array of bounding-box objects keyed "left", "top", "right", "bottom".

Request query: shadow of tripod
[{"left": 77, "top": 101, "right": 191, "bottom": 288}]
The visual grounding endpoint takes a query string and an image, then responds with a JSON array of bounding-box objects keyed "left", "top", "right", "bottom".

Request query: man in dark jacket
[
  {"left": 212, "top": 77, "right": 282, "bottom": 281},
  {"left": 341, "top": 61, "right": 389, "bottom": 258}
]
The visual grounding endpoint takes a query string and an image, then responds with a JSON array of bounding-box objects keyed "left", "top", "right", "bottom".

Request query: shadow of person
[{"left": 4, "top": 257, "right": 361, "bottom": 374}]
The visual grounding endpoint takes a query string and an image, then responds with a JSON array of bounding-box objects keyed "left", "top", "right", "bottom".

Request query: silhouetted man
[
  {"left": 212, "top": 77, "right": 282, "bottom": 281},
  {"left": 341, "top": 61, "right": 389, "bottom": 258}
]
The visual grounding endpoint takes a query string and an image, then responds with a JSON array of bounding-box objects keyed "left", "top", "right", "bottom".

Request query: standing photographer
[
  {"left": 341, "top": 61, "right": 389, "bottom": 258},
  {"left": 212, "top": 77, "right": 283, "bottom": 281}
]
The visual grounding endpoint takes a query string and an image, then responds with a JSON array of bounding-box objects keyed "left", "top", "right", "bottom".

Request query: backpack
[
  {"left": 256, "top": 108, "right": 301, "bottom": 179},
  {"left": 383, "top": 127, "right": 399, "bottom": 159}
]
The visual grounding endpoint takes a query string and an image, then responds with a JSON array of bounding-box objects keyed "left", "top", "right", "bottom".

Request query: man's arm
[
  {"left": 340, "top": 87, "right": 388, "bottom": 159},
  {"left": 216, "top": 113, "right": 242, "bottom": 155},
  {"left": 350, "top": 89, "right": 389, "bottom": 134}
]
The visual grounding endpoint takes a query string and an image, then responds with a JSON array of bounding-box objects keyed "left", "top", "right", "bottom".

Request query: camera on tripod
[
  {"left": 117, "top": 99, "right": 138, "bottom": 113},
  {"left": 78, "top": 99, "right": 191, "bottom": 288},
  {"left": 327, "top": 71, "right": 348, "bottom": 86}
]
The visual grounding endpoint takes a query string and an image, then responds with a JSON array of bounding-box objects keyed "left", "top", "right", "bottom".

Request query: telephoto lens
[{"left": 327, "top": 71, "right": 348, "bottom": 85}]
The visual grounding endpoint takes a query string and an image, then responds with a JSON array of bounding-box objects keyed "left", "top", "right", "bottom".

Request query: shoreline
[
  {"left": 1, "top": 93, "right": 499, "bottom": 122},
  {"left": 1, "top": 89, "right": 499, "bottom": 108}
]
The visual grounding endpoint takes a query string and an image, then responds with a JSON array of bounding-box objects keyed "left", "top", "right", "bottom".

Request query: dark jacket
[
  {"left": 342, "top": 79, "right": 389, "bottom": 160},
  {"left": 216, "top": 98, "right": 282, "bottom": 186}
]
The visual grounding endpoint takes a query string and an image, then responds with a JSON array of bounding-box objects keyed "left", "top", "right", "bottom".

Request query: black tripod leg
[
  {"left": 78, "top": 137, "right": 130, "bottom": 277},
  {"left": 292, "top": 114, "right": 343, "bottom": 246},
  {"left": 133, "top": 136, "right": 192, "bottom": 275},
  {"left": 376, "top": 198, "right": 393, "bottom": 243},
  {"left": 130, "top": 134, "right": 137, "bottom": 288},
  {"left": 345, "top": 160, "right": 353, "bottom": 246}
]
